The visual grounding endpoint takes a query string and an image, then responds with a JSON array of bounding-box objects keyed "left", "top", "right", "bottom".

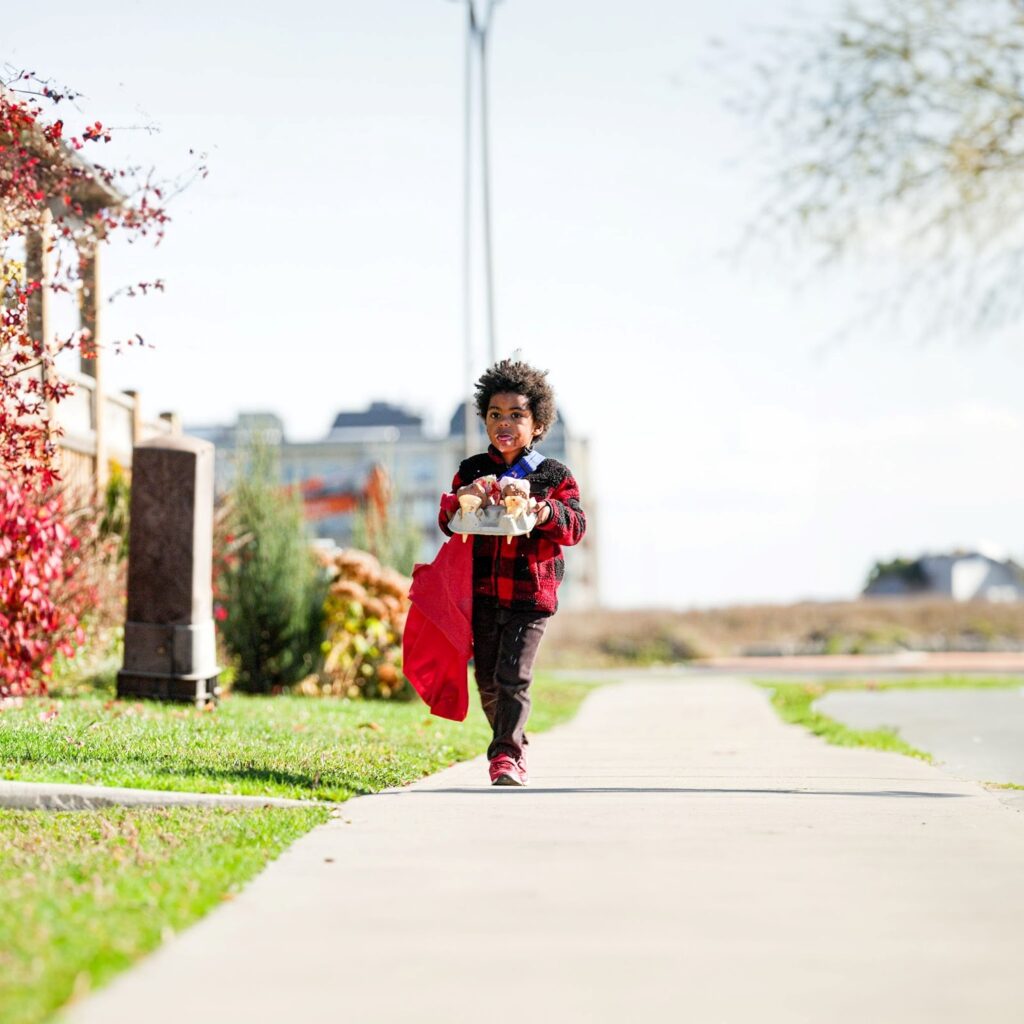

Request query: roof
[
  {"left": 0, "top": 85, "right": 124, "bottom": 215},
  {"left": 62, "top": 149, "right": 124, "bottom": 213},
  {"left": 920, "top": 548, "right": 1020, "bottom": 569},
  {"left": 330, "top": 402, "right": 423, "bottom": 434}
]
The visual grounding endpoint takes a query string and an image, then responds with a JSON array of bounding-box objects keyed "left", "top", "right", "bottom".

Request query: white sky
[{"left": 6, "top": 0, "right": 1024, "bottom": 609}]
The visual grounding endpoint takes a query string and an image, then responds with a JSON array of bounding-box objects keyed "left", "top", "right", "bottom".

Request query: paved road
[
  {"left": 63, "top": 675, "right": 1024, "bottom": 1024},
  {"left": 817, "top": 685, "right": 1024, "bottom": 787},
  {"left": 697, "top": 652, "right": 1024, "bottom": 674}
]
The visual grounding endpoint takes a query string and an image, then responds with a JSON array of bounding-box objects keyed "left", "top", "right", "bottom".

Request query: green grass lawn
[
  {"left": 0, "top": 804, "right": 329, "bottom": 1024},
  {"left": 0, "top": 673, "right": 599, "bottom": 1024},
  {"left": 0, "top": 673, "right": 596, "bottom": 802},
  {"left": 759, "top": 675, "right": 1024, "bottom": 762}
]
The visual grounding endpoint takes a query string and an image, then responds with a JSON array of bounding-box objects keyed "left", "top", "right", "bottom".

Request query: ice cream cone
[
  {"left": 458, "top": 494, "right": 482, "bottom": 519},
  {"left": 503, "top": 494, "right": 529, "bottom": 518}
]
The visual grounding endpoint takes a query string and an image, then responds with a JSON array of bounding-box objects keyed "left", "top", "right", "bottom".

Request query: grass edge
[{"left": 756, "top": 681, "right": 932, "bottom": 762}]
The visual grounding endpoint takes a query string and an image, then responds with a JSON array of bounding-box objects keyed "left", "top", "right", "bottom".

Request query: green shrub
[
  {"left": 217, "top": 445, "right": 326, "bottom": 694},
  {"left": 98, "top": 460, "right": 132, "bottom": 562}
]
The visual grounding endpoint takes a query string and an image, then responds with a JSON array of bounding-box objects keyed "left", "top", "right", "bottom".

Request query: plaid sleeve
[
  {"left": 438, "top": 471, "right": 464, "bottom": 537},
  {"left": 534, "top": 472, "right": 586, "bottom": 547}
]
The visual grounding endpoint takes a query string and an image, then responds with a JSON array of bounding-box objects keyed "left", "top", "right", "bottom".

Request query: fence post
[
  {"left": 25, "top": 209, "right": 53, "bottom": 422},
  {"left": 77, "top": 238, "right": 107, "bottom": 489},
  {"left": 123, "top": 389, "right": 143, "bottom": 451},
  {"left": 160, "top": 410, "right": 182, "bottom": 436}
]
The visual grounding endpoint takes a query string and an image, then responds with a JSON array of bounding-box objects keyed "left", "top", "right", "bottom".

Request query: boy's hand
[{"left": 530, "top": 498, "right": 552, "bottom": 525}]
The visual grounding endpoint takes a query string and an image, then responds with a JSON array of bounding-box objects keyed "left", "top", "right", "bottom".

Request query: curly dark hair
[{"left": 473, "top": 358, "right": 557, "bottom": 440}]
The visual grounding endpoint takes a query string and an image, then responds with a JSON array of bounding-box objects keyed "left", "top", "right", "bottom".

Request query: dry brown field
[{"left": 542, "top": 599, "right": 1024, "bottom": 667}]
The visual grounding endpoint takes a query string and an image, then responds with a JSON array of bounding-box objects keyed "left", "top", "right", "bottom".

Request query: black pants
[{"left": 472, "top": 604, "right": 549, "bottom": 760}]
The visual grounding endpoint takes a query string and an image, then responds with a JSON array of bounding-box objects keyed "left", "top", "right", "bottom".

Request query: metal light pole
[
  {"left": 476, "top": 0, "right": 500, "bottom": 369},
  {"left": 460, "top": 0, "right": 476, "bottom": 459},
  {"left": 452, "top": 0, "right": 503, "bottom": 458}
]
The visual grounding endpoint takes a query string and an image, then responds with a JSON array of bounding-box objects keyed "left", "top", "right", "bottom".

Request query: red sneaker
[
  {"left": 516, "top": 756, "right": 529, "bottom": 785},
  {"left": 489, "top": 754, "right": 523, "bottom": 787}
]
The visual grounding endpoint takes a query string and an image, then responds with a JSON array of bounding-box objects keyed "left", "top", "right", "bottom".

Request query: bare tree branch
[{"left": 732, "top": 0, "right": 1024, "bottom": 338}]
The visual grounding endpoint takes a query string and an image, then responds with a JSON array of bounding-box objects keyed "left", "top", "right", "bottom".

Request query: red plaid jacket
[{"left": 438, "top": 446, "right": 586, "bottom": 614}]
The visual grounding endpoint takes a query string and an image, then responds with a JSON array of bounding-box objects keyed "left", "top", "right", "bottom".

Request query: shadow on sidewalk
[{"left": 386, "top": 787, "right": 969, "bottom": 798}]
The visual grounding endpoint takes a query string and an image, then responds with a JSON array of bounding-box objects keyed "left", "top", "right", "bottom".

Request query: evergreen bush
[{"left": 216, "top": 445, "right": 326, "bottom": 693}]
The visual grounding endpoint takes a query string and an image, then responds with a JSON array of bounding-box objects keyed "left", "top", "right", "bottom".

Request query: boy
[{"left": 438, "top": 359, "right": 587, "bottom": 786}]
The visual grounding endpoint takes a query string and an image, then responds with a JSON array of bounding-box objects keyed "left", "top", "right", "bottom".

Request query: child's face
[{"left": 485, "top": 391, "right": 542, "bottom": 463}]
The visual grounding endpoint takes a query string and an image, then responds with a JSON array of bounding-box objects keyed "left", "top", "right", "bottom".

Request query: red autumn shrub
[
  {"left": 0, "top": 480, "right": 88, "bottom": 697},
  {"left": 1, "top": 70, "right": 200, "bottom": 692},
  {"left": 1, "top": 74, "right": 178, "bottom": 490}
]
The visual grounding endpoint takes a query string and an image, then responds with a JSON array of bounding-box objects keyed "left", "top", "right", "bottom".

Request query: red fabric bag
[{"left": 402, "top": 537, "right": 474, "bottom": 721}]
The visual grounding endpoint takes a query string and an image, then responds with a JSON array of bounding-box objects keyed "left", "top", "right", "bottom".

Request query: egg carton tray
[{"left": 448, "top": 504, "right": 538, "bottom": 541}]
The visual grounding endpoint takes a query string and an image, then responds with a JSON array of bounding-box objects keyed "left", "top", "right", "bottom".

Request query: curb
[{"left": 0, "top": 779, "right": 336, "bottom": 812}]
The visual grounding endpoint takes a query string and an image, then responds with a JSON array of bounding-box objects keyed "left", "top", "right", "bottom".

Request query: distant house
[{"left": 864, "top": 548, "right": 1024, "bottom": 602}]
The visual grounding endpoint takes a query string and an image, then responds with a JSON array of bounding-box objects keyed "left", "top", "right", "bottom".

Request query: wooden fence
[{"left": 54, "top": 369, "right": 179, "bottom": 492}]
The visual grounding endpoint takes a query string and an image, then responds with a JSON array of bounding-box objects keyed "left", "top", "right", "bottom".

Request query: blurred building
[
  {"left": 188, "top": 402, "right": 599, "bottom": 609},
  {"left": 864, "top": 548, "right": 1024, "bottom": 602}
]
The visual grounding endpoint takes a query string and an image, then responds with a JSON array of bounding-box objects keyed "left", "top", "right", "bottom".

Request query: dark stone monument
[{"left": 117, "top": 436, "right": 220, "bottom": 705}]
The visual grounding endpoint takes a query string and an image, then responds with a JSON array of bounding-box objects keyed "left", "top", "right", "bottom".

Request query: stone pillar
[
  {"left": 78, "top": 238, "right": 107, "bottom": 489},
  {"left": 117, "top": 436, "right": 221, "bottom": 705}
]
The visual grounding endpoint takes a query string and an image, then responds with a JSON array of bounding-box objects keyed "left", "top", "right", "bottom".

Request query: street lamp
[{"left": 450, "top": 0, "right": 504, "bottom": 458}]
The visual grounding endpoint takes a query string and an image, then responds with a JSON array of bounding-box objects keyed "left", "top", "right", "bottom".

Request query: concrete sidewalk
[{"left": 63, "top": 675, "right": 1024, "bottom": 1024}]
